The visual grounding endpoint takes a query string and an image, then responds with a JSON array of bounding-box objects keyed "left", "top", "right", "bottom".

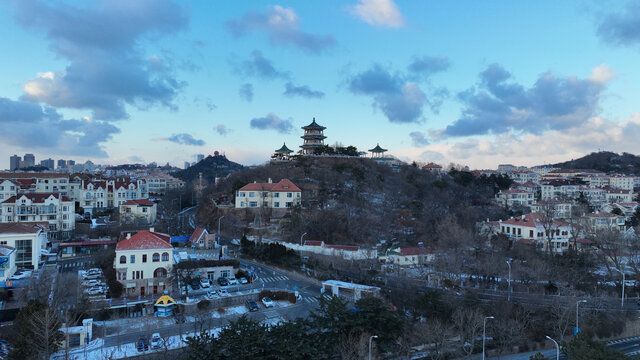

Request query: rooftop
[
  {"left": 301, "top": 117, "right": 326, "bottom": 130},
  {"left": 116, "top": 230, "right": 172, "bottom": 251}
]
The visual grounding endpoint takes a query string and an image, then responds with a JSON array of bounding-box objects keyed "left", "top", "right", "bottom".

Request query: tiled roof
[
  {"left": 122, "top": 199, "right": 155, "bottom": 206},
  {"left": 238, "top": 179, "right": 301, "bottom": 192},
  {"left": 326, "top": 244, "right": 359, "bottom": 251},
  {"left": 0, "top": 222, "right": 48, "bottom": 234},
  {"left": 0, "top": 172, "right": 68, "bottom": 179},
  {"left": 116, "top": 230, "right": 172, "bottom": 251},
  {"left": 3, "top": 193, "right": 72, "bottom": 203},
  {"left": 400, "top": 247, "right": 430, "bottom": 256},
  {"left": 189, "top": 228, "right": 207, "bottom": 243},
  {"left": 500, "top": 213, "right": 567, "bottom": 228}
]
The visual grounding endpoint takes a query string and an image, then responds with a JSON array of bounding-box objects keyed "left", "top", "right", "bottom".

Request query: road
[{"left": 101, "top": 258, "right": 324, "bottom": 347}]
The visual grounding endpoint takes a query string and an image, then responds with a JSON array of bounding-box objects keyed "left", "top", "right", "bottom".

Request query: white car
[
  {"left": 239, "top": 277, "right": 248, "bottom": 284},
  {"left": 9, "top": 270, "right": 32, "bottom": 280},
  {"left": 200, "top": 278, "right": 210, "bottom": 288},
  {"left": 84, "top": 286, "right": 106, "bottom": 295},
  {"left": 150, "top": 333, "right": 162, "bottom": 350},
  {"left": 228, "top": 277, "right": 239, "bottom": 285},
  {"left": 218, "top": 289, "right": 230, "bottom": 297},
  {"left": 261, "top": 297, "right": 275, "bottom": 308},
  {"left": 82, "top": 279, "right": 104, "bottom": 287},
  {"left": 206, "top": 291, "right": 220, "bottom": 299},
  {"left": 82, "top": 273, "right": 101, "bottom": 280}
]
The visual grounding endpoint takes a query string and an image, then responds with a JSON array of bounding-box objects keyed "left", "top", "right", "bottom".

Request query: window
[
  {"left": 249, "top": 201, "right": 257, "bottom": 207},
  {"left": 274, "top": 193, "right": 279, "bottom": 198},
  {"left": 274, "top": 202, "right": 279, "bottom": 208},
  {"left": 153, "top": 253, "right": 160, "bottom": 262},
  {"left": 142, "top": 254, "right": 147, "bottom": 263},
  {"left": 142, "top": 208, "right": 147, "bottom": 213},
  {"left": 249, "top": 192, "right": 255, "bottom": 197},
  {"left": 120, "top": 255, "right": 126, "bottom": 264},
  {"left": 130, "top": 255, "right": 135, "bottom": 264},
  {"left": 263, "top": 192, "right": 268, "bottom": 197},
  {"left": 162, "top": 252, "right": 169, "bottom": 261},
  {"left": 287, "top": 193, "right": 292, "bottom": 198},
  {"left": 286, "top": 202, "right": 292, "bottom": 208}
]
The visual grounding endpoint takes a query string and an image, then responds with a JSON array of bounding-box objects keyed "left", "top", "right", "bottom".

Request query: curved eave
[
  {"left": 300, "top": 144, "right": 325, "bottom": 148},
  {"left": 301, "top": 135, "right": 327, "bottom": 140}
]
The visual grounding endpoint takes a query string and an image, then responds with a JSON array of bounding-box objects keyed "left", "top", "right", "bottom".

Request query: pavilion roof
[
  {"left": 369, "top": 144, "right": 387, "bottom": 153},
  {"left": 275, "top": 143, "right": 293, "bottom": 153},
  {"left": 302, "top": 117, "right": 326, "bottom": 130}
]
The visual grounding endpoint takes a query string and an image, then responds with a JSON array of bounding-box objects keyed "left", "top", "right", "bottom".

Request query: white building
[
  {"left": 114, "top": 229, "right": 173, "bottom": 296},
  {"left": 73, "top": 179, "right": 148, "bottom": 213},
  {"left": 0, "top": 246, "right": 16, "bottom": 282},
  {"left": 498, "top": 213, "right": 571, "bottom": 254},
  {"left": 0, "top": 180, "right": 17, "bottom": 203},
  {"left": 0, "top": 173, "right": 70, "bottom": 196},
  {"left": 530, "top": 201, "right": 574, "bottom": 219},
  {"left": 0, "top": 193, "right": 74, "bottom": 239},
  {"left": 141, "top": 174, "right": 184, "bottom": 196},
  {"left": 235, "top": 178, "right": 302, "bottom": 209},
  {"left": 495, "top": 189, "right": 535, "bottom": 207},
  {"left": 0, "top": 222, "right": 48, "bottom": 269},
  {"left": 119, "top": 199, "right": 157, "bottom": 225}
]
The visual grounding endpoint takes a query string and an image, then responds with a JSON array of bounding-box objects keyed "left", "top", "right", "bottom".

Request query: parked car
[
  {"left": 189, "top": 279, "right": 201, "bottom": 290},
  {"left": 87, "top": 268, "right": 102, "bottom": 274},
  {"left": 227, "top": 277, "right": 239, "bottom": 285},
  {"left": 150, "top": 333, "right": 162, "bottom": 350},
  {"left": 82, "top": 279, "right": 104, "bottom": 287},
  {"left": 239, "top": 277, "right": 248, "bottom": 284},
  {"left": 246, "top": 300, "right": 259, "bottom": 312},
  {"left": 84, "top": 286, "right": 106, "bottom": 295},
  {"left": 206, "top": 291, "right": 220, "bottom": 299},
  {"left": 9, "top": 270, "right": 32, "bottom": 280},
  {"left": 218, "top": 289, "right": 230, "bottom": 297},
  {"left": 217, "top": 277, "right": 229, "bottom": 286},
  {"left": 261, "top": 297, "right": 275, "bottom": 308},
  {"left": 136, "top": 336, "right": 149, "bottom": 352},
  {"left": 200, "top": 278, "right": 210, "bottom": 288},
  {"left": 82, "top": 273, "right": 101, "bottom": 280}
]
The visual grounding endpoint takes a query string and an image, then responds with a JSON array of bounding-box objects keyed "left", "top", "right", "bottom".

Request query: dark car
[
  {"left": 217, "top": 277, "right": 229, "bottom": 286},
  {"left": 246, "top": 299, "right": 259, "bottom": 312},
  {"left": 136, "top": 336, "right": 149, "bottom": 352},
  {"left": 189, "top": 279, "right": 201, "bottom": 290}
]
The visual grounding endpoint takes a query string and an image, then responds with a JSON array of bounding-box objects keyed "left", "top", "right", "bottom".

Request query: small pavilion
[
  {"left": 154, "top": 294, "right": 176, "bottom": 317},
  {"left": 273, "top": 143, "right": 294, "bottom": 160},
  {"left": 369, "top": 144, "right": 388, "bottom": 158}
]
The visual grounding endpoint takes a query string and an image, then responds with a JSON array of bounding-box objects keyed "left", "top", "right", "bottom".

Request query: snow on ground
[{"left": 211, "top": 305, "right": 248, "bottom": 318}]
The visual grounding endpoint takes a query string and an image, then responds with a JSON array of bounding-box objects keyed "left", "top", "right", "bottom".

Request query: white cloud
[
  {"left": 350, "top": 0, "right": 406, "bottom": 28},
  {"left": 589, "top": 63, "right": 616, "bottom": 84}
]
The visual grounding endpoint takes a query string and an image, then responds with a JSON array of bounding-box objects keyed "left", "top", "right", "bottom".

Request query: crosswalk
[
  {"left": 260, "top": 275, "right": 289, "bottom": 283},
  {"left": 302, "top": 294, "right": 332, "bottom": 304}
]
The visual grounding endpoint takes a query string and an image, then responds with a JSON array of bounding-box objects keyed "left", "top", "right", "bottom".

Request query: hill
[
  {"left": 550, "top": 151, "right": 640, "bottom": 174},
  {"left": 197, "top": 156, "right": 511, "bottom": 248},
  {"left": 173, "top": 154, "right": 245, "bottom": 183}
]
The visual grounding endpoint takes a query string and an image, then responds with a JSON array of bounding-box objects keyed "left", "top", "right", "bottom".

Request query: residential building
[
  {"left": 188, "top": 228, "right": 217, "bottom": 249},
  {"left": 498, "top": 213, "right": 571, "bottom": 253},
  {"left": 381, "top": 247, "right": 434, "bottom": 267},
  {"left": 0, "top": 194, "right": 74, "bottom": 239},
  {"left": 114, "top": 229, "right": 173, "bottom": 296},
  {"left": 23, "top": 154, "right": 35, "bottom": 168},
  {"left": 423, "top": 162, "right": 445, "bottom": 173},
  {"left": 0, "top": 246, "right": 16, "bottom": 282},
  {"left": 602, "top": 202, "right": 638, "bottom": 221},
  {"left": 235, "top": 178, "right": 302, "bottom": 209},
  {"left": 509, "top": 170, "right": 540, "bottom": 184},
  {"left": 40, "top": 158, "right": 55, "bottom": 170},
  {"left": 119, "top": 199, "right": 157, "bottom": 225},
  {"left": 530, "top": 201, "right": 574, "bottom": 219},
  {"left": 0, "top": 180, "right": 17, "bottom": 202},
  {"left": 73, "top": 178, "right": 148, "bottom": 212},
  {"left": 141, "top": 174, "right": 185, "bottom": 196},
  {"left": 608, "top": 175, "right": 636, "bottom": 191},
  {"left": 495, "top": 189, "right": 535, "bottom": 207},
  {"left": 57, "top": 159, "right": 66, "bottom": 169},
  {"left": 605, "top": 188, "right": 633, "bottom": 203},
  {"left": 0, "top": 222, "right": 48, "bottom": 269},
  {"left": 584, "top": 212, "right": 626, "bottom": 232},
  {"left": 9, "top": 155, "right": 20, "bottom": 171},
  {"left": 0, "top": 173, "right": 71, "bottom": 196}
]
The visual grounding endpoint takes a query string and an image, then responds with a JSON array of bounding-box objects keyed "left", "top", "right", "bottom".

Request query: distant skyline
[{"left": 2, "top": 0, "right": 640, "bottom": 170}]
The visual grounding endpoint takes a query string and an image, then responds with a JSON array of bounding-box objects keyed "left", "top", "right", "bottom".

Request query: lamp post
[
  {"left": 368, "top": 335, "right": 378, "bottom": 360},
  {"left": 546, "top": 335, "right": 559, "bottom": 360},
  {"left": 300, "top": 232, "right": 308, "bottom": 247},
  {"left": 483, "top": 316, "right": 494, "bottom": 360},
  {"left": 575, "top": 299, "right": 586, "bottom": 334},
  {"left": 217, "top": 216, "right": 225, "bottom": 243},
  {"left": 506, "top": 259, "right": 512, "bottom": 301},
  {"left": 613, "top": 268, "right": 625, "bottom": 308}
]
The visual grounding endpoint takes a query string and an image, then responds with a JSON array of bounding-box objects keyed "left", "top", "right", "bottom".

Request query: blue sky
[{"left": 2, "top": 0, "right": 640, "bottom": 169}]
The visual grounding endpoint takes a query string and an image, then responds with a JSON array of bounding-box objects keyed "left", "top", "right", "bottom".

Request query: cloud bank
[{"left": 250, "top": 113, "right": 294, "bottom": 133}]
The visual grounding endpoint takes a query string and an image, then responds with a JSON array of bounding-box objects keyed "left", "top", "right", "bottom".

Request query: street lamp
[
  {"left": 482, "top": 316, "right": 494, "bottom": 360},
  {"left": 217, "top": 216, "right": 225, "bottom": 243},
  {"left": 506, "top": 259, "right": 512, "bottom": 301},
  {"left": 300, "top": 232, "right": 308, "bottom": 247},
  {"left": 575, "top": 299, "right": 586, "bottom": 335},
  {"left": 368, "top": 335, "right": 378, "bottom": 360},
  {"left": 613, "top": 268, "right": 625, "bottom": 308},
  {"left": 545, "top": 335, "right": 559, "bottom": 360}
]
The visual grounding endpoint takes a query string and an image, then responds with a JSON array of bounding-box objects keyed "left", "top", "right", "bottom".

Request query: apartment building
[
  {"left": 72, "top": 179, "right": 148, "bottom": 213},
  {"left": 235, "top": 178, "right": 301, "bottom": 209},
  {"left": 119, "top": 199, "right": 157, "bottom": 225},
  {"left": 0, "top": 222, "right": 48, "bottom": 269},
  {"left": 495, "top": 189, "right": 535, "bottom": 207},
  {"left": 0, "top": 173, "right": 70, "bottom": 196},
  {"left": 498, "top": 213, "right": 571, "bottom": 254},
  {"left": 141, "top": 174, "right": 185, "bottom": 196},
  {"left": 0, "top": 194, "right": 74, "bottom": 239}
]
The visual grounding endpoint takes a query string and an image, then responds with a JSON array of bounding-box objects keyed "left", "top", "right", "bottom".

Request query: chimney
[
  {"left": 126, "top": 233, "right": 131, "bottom": 239},
  {"left": 268, "top": 178, "right": 272, "bottom": 184},
  {"left": 149, "top": 227, "right": 154, "bottom": 232}
]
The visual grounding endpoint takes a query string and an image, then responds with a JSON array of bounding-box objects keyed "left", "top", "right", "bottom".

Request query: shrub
[{"left": 197, "top": 300, "right": 210, "bottom": 310}]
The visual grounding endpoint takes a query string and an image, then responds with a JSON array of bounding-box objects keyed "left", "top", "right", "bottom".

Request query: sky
[{"left": 2, "top": 0, "right": 640, "bottom": 170}]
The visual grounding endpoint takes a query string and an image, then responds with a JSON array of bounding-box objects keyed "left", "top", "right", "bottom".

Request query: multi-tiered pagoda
[{"left": 300, "top": 118, "right": 326, "bottom": 155}]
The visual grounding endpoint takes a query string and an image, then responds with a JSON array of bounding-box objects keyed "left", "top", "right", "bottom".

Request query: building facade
[
  {"left": 235, "top": 179, "right": 302, "bottom": 209},
  {"left": 0, "top": 194, "right": 74, "bottom": 239},
  {"left": 0, "top": 222, "right": 49, "bottom": 269},
  {"left": 114, "top": 230, "right": 173, "bottom": 296},
  {"left": 119, "top": 199, "right": 157, "bottom": 225}
]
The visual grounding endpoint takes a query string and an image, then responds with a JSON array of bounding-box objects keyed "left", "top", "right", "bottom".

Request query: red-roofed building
[
  {"left": 304, "top": 240, "right": 324, "bottom": 247},
  {"left": 0, "top": 193, "right": 74, "bottom": 239},
  {"left": 235, "top": 178, "right": 301, "bottom": 209},
  {"left": 422, "top": 163, "right": 444, "bottom": 174},
  {"left": 188, "top": 228, "right": 218, "bottom": 249},
  {"left": 114, "top": 229, "right": 173, "bottom": 296},
  {"left": 498, "top": 213, "right": 571, "bottom": 253},
  {"left": 119, "top": 199, "right": 157, "bottom": 225}
]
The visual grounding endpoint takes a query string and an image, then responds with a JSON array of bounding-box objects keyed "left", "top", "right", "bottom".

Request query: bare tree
[
  {"left": 537, "top": 201, "right": 559, "bottom": 256},
  {"left": 452, "top": 307, "right": 484, "bottom": 357},
  {"left": 337, "top": 331, "right": 374, "bottom": 360}
]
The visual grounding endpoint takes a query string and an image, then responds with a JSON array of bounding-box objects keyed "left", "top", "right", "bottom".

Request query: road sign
[{"left": 574, "top": 327, "right": 581, "bottom": 335}]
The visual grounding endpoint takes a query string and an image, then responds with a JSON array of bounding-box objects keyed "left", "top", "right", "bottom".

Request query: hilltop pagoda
[
  {"left": 300, "top": 118, "right": 326, "bottom": 155},
  {"left": 273, "top": 143, "right": 294, "bottom": 160},
  {"left": 368, "top": 144, "right": 388, "bottom": 158}
]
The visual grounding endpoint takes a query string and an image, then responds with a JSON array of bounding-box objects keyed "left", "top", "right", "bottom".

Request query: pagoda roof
[
  {"left": 301, "top": 134, "right": 327, "bottom": 140},
  {"left": 275, "top": 143, "right": 293, "bottom": 153},
  {"left": 369, "top": 144, "right": 388, "bottom": 153},
  {"left": 302, "top": 118, "right": 326, "bottom": 130}
]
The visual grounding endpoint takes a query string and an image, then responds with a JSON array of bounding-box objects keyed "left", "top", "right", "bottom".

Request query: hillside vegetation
[
  {"left": 551, "top": 151, "right": 640, "bottom": 174},
  {"left": 198, "top": 157, "right": 510, "bottom": 248}
]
